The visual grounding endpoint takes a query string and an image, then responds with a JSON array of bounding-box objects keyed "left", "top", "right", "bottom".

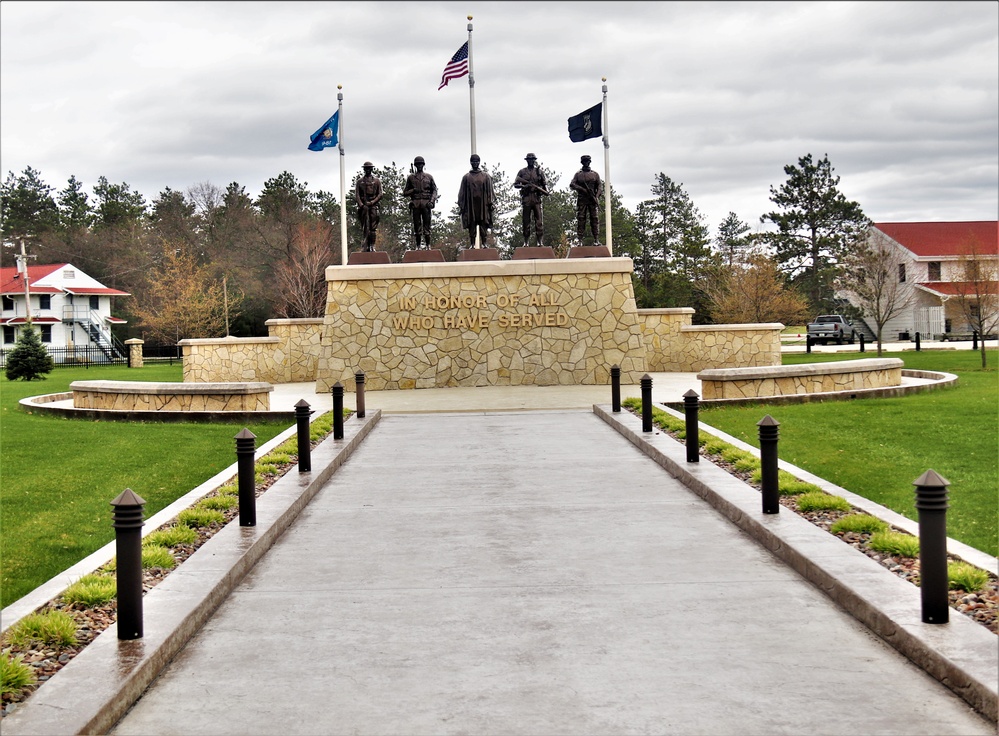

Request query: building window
[
  {"left": 39, "top": 294, "right": 51, "bottom": 310},
  {"left": 63, "top": 270, "right": 75, "bottom": 279},
  {"left": 89, "top": 296, "right": 100, "bottom": 310},
  {"left": 2, "top": 295, "right": 13, "bottom": 311},
  {"left": 898, "top": 264, "right": 906, "bottom": 283},
  {"left": 39, "top": 325, "right": 52, "bottom": 343},
  {"left": 3, "top": 326, "right": 15, "bottom": 344},
  {"left": 928, "top": 261, "right": 941, "bottom": 281}
]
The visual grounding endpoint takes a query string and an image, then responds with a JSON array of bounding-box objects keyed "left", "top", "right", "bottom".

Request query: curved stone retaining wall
[
  {"left": 697, "top": 358, "right": 904, "bottom": 400},
  {"left": 70, "top": 380, "right": 273, "bottom": 412}
]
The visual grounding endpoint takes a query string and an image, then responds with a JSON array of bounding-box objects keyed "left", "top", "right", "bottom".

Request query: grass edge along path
[
  {"left": 0, "top": 364, "right": 294, "bottom": 607},
  {"left": 704, "top": 350, "right": 998, "bottom": 557},
  {"left": 1, "top": 411, "right": 340, "bottom": 716},
  {"left": 622, "top": 398, "right": 997, "bottom": 637}
]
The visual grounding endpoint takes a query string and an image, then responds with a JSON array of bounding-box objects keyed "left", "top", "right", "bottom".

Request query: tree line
[{"left": 1, "top": 153, "right": 871, "bottom": 345}]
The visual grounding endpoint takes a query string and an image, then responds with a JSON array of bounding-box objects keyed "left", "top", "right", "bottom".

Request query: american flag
[{"left": 438, "top": 42, "right": 469, "bottom": 90}]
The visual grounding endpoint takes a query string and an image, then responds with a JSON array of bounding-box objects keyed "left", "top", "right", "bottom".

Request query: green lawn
[
  {"left": 698, "top": 349, "right": 998, "bottom": 556},
  {"left": 0, "top": 364, "right": 291, "bottom": 607}
]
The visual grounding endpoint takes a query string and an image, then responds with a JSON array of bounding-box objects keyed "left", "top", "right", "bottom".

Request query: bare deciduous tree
[
  {"left": 952, "top": 236, "right": 999, "bottom": 368},
  {"left": 274, "top": 221, "right": 334, "bottom": 318},
  {"left": 837, "top": 227, "right": 913, "bottom": 355}
]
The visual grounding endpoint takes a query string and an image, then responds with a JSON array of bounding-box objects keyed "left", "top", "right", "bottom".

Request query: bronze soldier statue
[
  {"left": 514, "top": 153, "right": 549, "bottom": 247},
  {"left": 355, "top": 161, "right": 384, "bottom": 251},
  {"left": 457, "top": 154, "right": 495, "bottom": 248},
  {"left": 402, "top": 156, "right": 439, "bottom": 248},
  {"left": 570, "top": 154, "right": 602, "bottom": 245}
]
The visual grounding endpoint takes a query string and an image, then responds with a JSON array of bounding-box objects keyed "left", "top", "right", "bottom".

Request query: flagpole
[
  {"left": 467, "top": 16, "right": 476, "bottom": 156},
  {"left": 602, "top": 77, "right": 612, "bottom": 255},
  {"left": 337, "top": 85, "right": 347, "bottom": 265}
]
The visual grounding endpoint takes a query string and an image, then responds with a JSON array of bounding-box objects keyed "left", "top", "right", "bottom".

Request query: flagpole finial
[
  {"left": 468, "top": 14, "right": 473, "bottom": 20},
  {"left": 602, "top": 77, "right": 607, "bottom": 82},
  {"left": 338, "top": 84, "right": 342, "bottom": 90}
]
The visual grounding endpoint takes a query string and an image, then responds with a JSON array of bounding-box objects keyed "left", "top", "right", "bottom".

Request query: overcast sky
[{"left": 2, "top": 1, "right": 996, "bottom": 236}]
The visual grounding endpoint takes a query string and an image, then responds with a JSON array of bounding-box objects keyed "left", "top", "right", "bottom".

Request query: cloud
[{"left": 2, "top": 0, "right": 996, "bottom": 234}]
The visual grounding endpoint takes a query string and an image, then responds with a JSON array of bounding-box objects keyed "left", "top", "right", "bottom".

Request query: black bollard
[
  {"left": 610, "top": 364, "right": 621, "bottom": 413},
  {"left": 235, "top": 428, "right": 257, "bottom": 527},
  {"left": 332, "top": 382, "right": 344, "bottom": 440},
  {"left": 915, "top": 332, "right": 921, "bottom": 351},
  {"left": 354, "top": 370, "right": 366, "bottom": 419},
  {"left": 805, "top": 334, "right": 812, "bottom": 354},
  {"left": 640, "top": 374, "right": 653, "bottom": 433},
  {"left": 972, "top": 330, "right": 978, "bottom": 350},
  {"left": 683, "top": 389, "right": 700, "bottom": 463},
  {"left": 757, "top": 415, "right": 780, "bottom": 514},
  {"left": 914, "top": 470, "right": 950, "bottom": 624},
  {"left": 111, "top": 489, "right": 146, "bottom": 640},
  {"left": 859, "top": 333, "right": 865, "bottom": 353},
  {"left": 295, "top": 399, "right": 313, "bottom": 473}
]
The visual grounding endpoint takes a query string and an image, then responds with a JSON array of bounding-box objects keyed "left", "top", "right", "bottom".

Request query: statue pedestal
[
  {"left": 568, "top": 246, "right": 612, "bottom": 258},
  {"left": 458, "top": 248, "right": 500, "bottom": 261},
  {"left": 401, "top": 250, "right": 445, "bottom": 263},
  {"left": 513, "top": 246, "right": 557, "bottom": 260},
  {"left": 347, "top": 251, "right": 391, "bottom": 265}
]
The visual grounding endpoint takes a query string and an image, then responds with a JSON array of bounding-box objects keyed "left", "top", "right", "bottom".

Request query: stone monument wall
[
  {"left": 176, "top": 259, "right": 784, "bottom": 389},
  {"left": 315, "top": 259, "right": 648, "bottom": 392}
]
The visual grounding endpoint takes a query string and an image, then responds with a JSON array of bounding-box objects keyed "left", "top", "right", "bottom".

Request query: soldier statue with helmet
[
  {"left": 569, "top": 154, "right": 603, "bottom": 246},
  {"left": 355, "top": 161, "right": 384, "bottom": 251},
  {"left": 402, "top": 156, "right": 439, "bottom": 248}
]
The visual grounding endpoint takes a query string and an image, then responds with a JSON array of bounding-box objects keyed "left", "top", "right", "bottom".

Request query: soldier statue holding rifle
[
  {"left": 403, "top": 156, "right": 439, "bottom": 249},
  {"left": 570, "top": 154, "right": 602, "bottom": 246},
  {"left": 355, "top": 161, "right": 384, "bottom": 251},
  {"left": 514, "top": 152, "right": 549, "bottom": 247}
]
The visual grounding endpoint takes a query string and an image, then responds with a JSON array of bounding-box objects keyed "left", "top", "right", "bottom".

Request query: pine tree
[{"left": 5, "top": 323, "right": 54, "bottom": 381}]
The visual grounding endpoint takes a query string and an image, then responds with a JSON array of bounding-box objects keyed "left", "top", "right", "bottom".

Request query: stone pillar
[{"left": 125, "top": 338, "right": 144, "bottom": 368}]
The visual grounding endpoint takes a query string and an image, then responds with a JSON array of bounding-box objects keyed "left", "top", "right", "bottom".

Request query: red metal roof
[
  {"left": 1, "top": 316, "right": 61, "bottom": 325},
  {"left": 917, "top": 281, "right": 999, "bottom": 297},
  {"left": 63, "top": 287, "right": 131, "bottom": 296},
  {"left": 874, "top": 222, "right": 998, "bottom": 258},
  {"left": 0, "top": 263, "right": 63, "bottom": 294},
  {"left": 0, "top": 263, "right": 129, "bottom": 297}
]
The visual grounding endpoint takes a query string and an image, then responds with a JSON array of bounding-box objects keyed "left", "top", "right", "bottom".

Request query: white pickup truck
[{"left": 807, "top": 315, "right": 857, "bottom": 345}]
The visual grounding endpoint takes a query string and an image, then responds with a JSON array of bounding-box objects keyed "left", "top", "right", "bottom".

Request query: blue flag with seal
[
  {"left": 567, "top": 102, "right": 602, "bottom": 142},
  {"left": 308, "top": 111, "right": 339, "bottom": 151}
]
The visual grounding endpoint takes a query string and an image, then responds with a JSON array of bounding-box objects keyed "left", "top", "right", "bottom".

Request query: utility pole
[{"left": 16, "top": 240, "right": 36, "bottom": 324}]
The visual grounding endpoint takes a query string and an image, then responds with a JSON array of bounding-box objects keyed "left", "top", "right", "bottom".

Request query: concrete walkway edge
[
  {"left": 593, "top": 404, "right": 998, "bottom": 724},
  {"left": 1, "top": 411, "right": 382, "bottom": 736}
]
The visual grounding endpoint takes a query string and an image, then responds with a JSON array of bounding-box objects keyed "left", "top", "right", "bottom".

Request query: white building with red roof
[
  {"left": 1, "top": 262, "right": 130, "bottom": 362},
  {"left": 846, "top": 221, "right": 998, "bottom": 340}
]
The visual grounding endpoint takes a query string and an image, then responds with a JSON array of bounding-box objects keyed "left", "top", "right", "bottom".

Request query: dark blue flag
[
  {"left": 308, "top": 111, "right": 339, "bottom": 152},
  {"left": 568, "top": 102, "right": 602, "bottom": 142}
]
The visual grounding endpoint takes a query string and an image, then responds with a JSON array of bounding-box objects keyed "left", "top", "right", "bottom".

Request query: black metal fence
[
  {"left": 141, "top": 344, "right": 183, "bottom": 364},
  {"left": 0, "top": 344, "right": 128, "bottom": 368}
]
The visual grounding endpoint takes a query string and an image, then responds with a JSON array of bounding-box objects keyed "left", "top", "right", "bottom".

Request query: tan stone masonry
[
  {"left": 697, "top": 359, "right": 904, "bottom": 400},
  {"left": 179, "top": 258, "right": 784, "bottom": 391},
  {"left": 70, "top": 380, "right": 272, "bottom": 412}
]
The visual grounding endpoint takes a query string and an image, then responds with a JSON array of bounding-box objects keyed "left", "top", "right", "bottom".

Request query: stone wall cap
[
  {"left": 682, "top": 323, "right": 785, "bottom": 332},
  {"left": 178, "top": 337, "right": 280, "bottom": 345},
  {"left": 697, "top": 358, "right": 903, "bottom": 381},
  {"left": 70, "top": 381, "right": 274, "bottom": 395},
  {"left": 636, "top": 307, "right": 696, "bottom": 315},
  {"left": 325, "top": 257, "right": 634, "bottom": 281},
  {"left": 264, "top": 318, "right": 325, "bottom": 326}
]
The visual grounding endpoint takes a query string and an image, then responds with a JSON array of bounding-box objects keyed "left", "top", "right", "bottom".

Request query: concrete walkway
[{"left": 109, "top": 411, "right": 993, "bottom": 736}]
